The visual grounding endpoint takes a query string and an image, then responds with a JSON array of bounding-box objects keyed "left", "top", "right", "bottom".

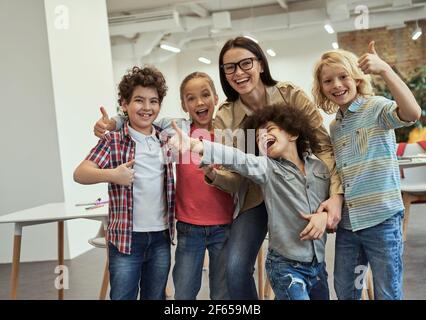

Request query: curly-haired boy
[{"left": 74, "top": 66, "right": 174, "bottom": 300}]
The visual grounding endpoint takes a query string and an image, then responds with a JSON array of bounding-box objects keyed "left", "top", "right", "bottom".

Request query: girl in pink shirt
[{"left": 172, "top": 72, "right": 234, "bottom": 299}]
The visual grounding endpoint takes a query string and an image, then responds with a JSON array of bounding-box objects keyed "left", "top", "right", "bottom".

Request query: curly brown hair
[
  {"left": 118, "top": 66, "right": 168, "bottom": 106},
  {"left": 243, "top": 103, "right": 320, "bottom": 158}
]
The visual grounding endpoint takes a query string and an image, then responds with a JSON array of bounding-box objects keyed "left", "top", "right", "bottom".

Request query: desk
[
  {"left": 398, "top": 157, "right": 426, "bottom": 169},
  {"left": 0, "top": 202, "right": 108, "bottom": 300}
]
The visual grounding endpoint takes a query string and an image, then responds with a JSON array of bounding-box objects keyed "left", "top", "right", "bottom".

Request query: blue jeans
[
  {"left": 265, "top": 250, "right": 329, "bottom": 300},
  {"left": 172, "top": 221, "right": 230, "bottom": 300},
  {"left": 225, "top": 202, "right": 268, "bottom": 300},
  {"left": 334, "top": 211, "right": 404, "bottom": 300},
  {"left": 108, "top": 230, "right": 171, "bottom": 300}
]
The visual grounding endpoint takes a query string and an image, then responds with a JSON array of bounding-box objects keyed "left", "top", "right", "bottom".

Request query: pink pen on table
[{"left": 85, "top": 203, "right": 108, "bottom": 210}]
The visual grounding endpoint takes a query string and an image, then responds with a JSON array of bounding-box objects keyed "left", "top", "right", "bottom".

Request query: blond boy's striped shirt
[{"left": 330, "top": 96, "right": 414, "bottom": 231}]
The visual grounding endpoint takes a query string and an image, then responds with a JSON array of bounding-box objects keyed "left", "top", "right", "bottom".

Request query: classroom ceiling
[{"left": 105, "top": 0, "right": 426, "bottom": 63}]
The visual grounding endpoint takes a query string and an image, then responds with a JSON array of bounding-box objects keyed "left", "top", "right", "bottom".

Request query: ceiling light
[
  {"left": 243, "top": 35, "right": 258, "bottom": 43},
  {"left": 266, "top": 49, "right": 276, "bottom": 57},
  {"left": 332, "top": 42, "right": 339, "bottom": 49},
  {"left": 324, "top": 23, "right": 335, "bottom": 34},
  {"left": 160, "top": 43, "right": 181, "bottom": 53},
  {"left": 412, "top": 22, "right": 422, "bottom": 40},
  {"left": 198, "top": 57, "right": 211, "bottom": 64}
]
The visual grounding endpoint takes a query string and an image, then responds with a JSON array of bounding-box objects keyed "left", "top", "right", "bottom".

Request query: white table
[
  {"left": 0, "top": 202, "right": 108, "bottom": 300},
  {"left": 398, "top": 157, "right": 426, "bottom": 169}
]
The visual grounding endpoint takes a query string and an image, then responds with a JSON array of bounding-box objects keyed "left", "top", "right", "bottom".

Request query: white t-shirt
[{"left": 128, "top": 125, "right": 167, "bottom": 232}]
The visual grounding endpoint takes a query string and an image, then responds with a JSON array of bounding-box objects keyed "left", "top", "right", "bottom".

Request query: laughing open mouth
[
  {"left": 235, "top": 78, "right": 249, "bottom": 85},
  {"left": 195, "top": 108, "right": 208, "bottom": 117},
  {"left": 265, "top": 138, "right": 276, "bottom": 150}
]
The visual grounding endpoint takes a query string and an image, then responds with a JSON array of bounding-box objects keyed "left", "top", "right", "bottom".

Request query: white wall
[
  {"left": 0, "top": 0, "right": 116, "bottom": 264},
  {"left": 44, "top": 0, "right": 116, "bottom": 259},
  {"left": 0, "top": 0, "right": 65, "bottom": 264}
]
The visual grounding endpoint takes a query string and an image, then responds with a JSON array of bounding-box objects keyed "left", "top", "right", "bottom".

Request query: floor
[{"left": 0, "top": 204, "right": 425, "bottom": 300}]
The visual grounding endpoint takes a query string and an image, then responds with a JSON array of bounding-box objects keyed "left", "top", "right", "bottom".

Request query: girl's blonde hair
[{"left": 312, "top": 50, "right": 374, "bottom": 114}]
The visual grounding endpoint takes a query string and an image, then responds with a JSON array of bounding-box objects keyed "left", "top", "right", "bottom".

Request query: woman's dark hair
[
  {"left": 243, "top": 103, "right": 320, "bottom": 158},
  {"left": 118, "top": 66, "right": 168, "bottom": 106},
  {"left": 218, "top": 36, "right": 278, "bottom": 102}
]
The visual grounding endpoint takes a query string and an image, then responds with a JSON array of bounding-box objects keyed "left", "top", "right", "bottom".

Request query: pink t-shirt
[{"left": 175, "top": 126, "right": 234, "bottom": 226}]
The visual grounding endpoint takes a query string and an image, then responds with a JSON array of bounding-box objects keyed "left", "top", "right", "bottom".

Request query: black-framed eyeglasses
[{"left": 221, "top": 57, "right": 260, "bottom": 75}]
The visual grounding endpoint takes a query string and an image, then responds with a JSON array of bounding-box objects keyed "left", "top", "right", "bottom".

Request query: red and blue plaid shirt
[{"left": 86, "top": 122, "right": 175, "bottom": 254}]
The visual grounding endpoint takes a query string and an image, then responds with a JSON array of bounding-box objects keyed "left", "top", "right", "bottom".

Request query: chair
[
  {"left": 88, "top": 224, "right": 109, "bottom": 300},
  {"left": 398, "top": 142, "right": 426, "bottom": 241},
  {"left": 256, "top": 236, "right": 270, "bottom": 300},
  {"left": 361, "top": 266, "right": 374, "bottom": 300}
]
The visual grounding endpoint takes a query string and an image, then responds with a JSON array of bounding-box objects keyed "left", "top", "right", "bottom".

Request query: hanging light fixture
[
  {"left": 266, "top": 49, "right": 276, "bottom": 57},
  {"left": 160, "top": 42, "right": 181, "bottom": 53},
  {"left": 324, "top": 21, "right": 335, "bottom": 34},
  {"left": 198, "top": 57, "right": 211, "bottom": 64}
]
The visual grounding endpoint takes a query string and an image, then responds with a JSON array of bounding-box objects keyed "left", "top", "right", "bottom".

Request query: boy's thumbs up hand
[
  {"left": 168, "top": 120, "right": 191, "bottom": 155},
  {"left": 101, "top": 106, "right": 109, "bottom": 120},
  {"left": 125, "top": 159, "right": 135, "bottom": 168},
  {"left": 113, "top": 160, "right": 135, "bottom": 186},
  {"left": 358, "top": 40, "right": 391, "bottom": 76},
  {"left": 368, "top": 40, "right": 377, "bottom": 55},
  {"left": 168, "top": 121, "right": 205, "bottom": 159},
  {"left": 94, "top": 106, "right": 117, "bottom": 138}
]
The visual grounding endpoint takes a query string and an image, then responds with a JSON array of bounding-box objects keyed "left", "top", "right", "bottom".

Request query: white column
[
  {"left": 44, "top": 0, "right": 116, "bottom": 259},
  {"left": 0, "top": 0, "right": 116, "bottom": 263}
]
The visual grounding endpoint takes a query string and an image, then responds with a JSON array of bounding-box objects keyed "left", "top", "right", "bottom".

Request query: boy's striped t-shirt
[{"left": 330, "top": 96, "right": 414, "bottom": 231}]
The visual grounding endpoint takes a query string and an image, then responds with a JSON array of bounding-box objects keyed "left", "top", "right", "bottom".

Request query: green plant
[{"left": 373, "top": 66, "right": 426, "bottom": 142}]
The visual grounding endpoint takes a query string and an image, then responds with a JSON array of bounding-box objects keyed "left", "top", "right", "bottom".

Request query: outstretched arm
[
  {"left": 358, "top": 41, "right": 421, "bottom": 122},
  {"left": 168, "top": 121, "right": 268, "bottom": 185}
]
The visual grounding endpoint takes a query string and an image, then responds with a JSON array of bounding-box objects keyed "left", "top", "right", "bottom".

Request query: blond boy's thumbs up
[
  {"left": 358, "top": 40, "right": 389, "bottom": 75},
  {"left": 368, "top": 40, "right": 377, "bottom": 55}
]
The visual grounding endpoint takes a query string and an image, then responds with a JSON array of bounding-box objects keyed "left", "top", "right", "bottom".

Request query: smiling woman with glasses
[{"left": 205, "top": 36, "right": 344, "bottom": 300}]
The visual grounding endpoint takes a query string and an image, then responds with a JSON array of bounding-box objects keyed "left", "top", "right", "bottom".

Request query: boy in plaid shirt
[{"left": 74, "top": 66, "right": 175, "bottom": 300}]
